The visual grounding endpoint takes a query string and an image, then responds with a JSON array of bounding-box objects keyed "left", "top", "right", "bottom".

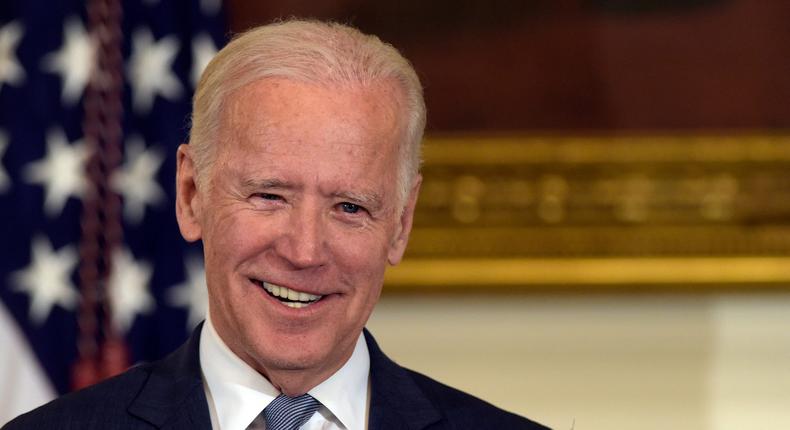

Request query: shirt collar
[
  {"left": 200, "top": 315, "right": 370, "bottom": 430},
  {"left": 308, "top": 333, "right": 370, "bottom": 430},
  {"left": 200, "top": 315, "right": 279, "bottom": 430}
]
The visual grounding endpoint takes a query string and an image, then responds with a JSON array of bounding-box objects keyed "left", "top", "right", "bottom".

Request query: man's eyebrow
[
  {"left": 240, "top": 178, "right": 297, "bottom": 190},
  {"left": 240, "top": 179, "right": 384, "bottom": 208}
]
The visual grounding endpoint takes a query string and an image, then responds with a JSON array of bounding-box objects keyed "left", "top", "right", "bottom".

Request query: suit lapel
[
  {"left": 365, "top": 329, "right": 442, "bottom": 430},
  {"left": 127, "top": 323, "right": 212, "bottom": 430},
  {"left": 125, "top": 325, "right": 441, "bottom": 429}
]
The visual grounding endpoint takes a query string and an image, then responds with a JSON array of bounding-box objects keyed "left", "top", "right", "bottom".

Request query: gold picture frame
[{"left": 385, "top": 134, "right": 790, "bottom": 291}]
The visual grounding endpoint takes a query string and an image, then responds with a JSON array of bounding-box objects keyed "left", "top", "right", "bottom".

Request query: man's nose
[{"left": 276, "top": 204, "right": 328, "bottom": 270}]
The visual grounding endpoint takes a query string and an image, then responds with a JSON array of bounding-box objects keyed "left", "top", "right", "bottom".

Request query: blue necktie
[{"left": 263, "top": 394, "right": 321, "bottom": 430}]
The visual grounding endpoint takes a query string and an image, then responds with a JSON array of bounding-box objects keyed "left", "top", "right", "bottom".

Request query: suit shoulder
[
  {"left": 3, "top": 364, "right": 152, "bottom": 429},
  {"left": 406, "top": 369, "right": 550, "bottom": 430}
]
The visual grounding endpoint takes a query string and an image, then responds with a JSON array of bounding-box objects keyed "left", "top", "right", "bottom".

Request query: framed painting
[{"left": 226, "top": 0, "right": 790, "bottom": 290}]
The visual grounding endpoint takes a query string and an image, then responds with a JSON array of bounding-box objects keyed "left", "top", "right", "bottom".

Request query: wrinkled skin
[{"left": 175, "top": 78, "right": 420, "bottom": 395}]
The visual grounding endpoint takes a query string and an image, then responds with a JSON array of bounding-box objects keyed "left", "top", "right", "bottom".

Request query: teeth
[{"left": 261, "top": 281, "right": 323, "bottom": 305}]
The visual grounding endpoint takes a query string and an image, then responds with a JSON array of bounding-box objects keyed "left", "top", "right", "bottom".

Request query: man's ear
[
  {"left": 387, "top": 175, "right": 422, "bottom": 266},
  {"left": 175, "top": 144, "right": 203, "bottom": 242}
]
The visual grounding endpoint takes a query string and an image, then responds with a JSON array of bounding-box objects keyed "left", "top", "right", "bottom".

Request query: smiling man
[{"left": 5, "top": 20, "right": 546, "bottom": 430}]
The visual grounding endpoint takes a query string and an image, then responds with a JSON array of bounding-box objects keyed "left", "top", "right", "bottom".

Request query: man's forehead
[
  {"left": 222, "top": 77, "right": 405, "bottom": 127},
  {"left": 218, "top": 79, "right": 403, "bottom": 153},
  {"left": 221, "top": 133, "right": 391, "bottom": 168}
]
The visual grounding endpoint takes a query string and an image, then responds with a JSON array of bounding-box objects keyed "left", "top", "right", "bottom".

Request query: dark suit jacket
[{"left": 4, "top": 326, "right": 548, "bottom": 429}]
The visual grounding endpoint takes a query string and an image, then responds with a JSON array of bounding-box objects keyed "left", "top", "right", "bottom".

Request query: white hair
[{"left": 189, "top": 19, "right": 426, "bottom": 204}]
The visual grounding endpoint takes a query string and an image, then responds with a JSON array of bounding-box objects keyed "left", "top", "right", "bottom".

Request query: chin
[
  {"left": 253, "top": 346, "right": 335, "bottom": 380},
  {"left": 253, "top": 329, "right": 338, "bottom": 370}
]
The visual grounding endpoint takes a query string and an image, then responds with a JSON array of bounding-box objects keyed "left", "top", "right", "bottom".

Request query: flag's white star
[
  {"left": 111, "top": 136, "right": 166, "bottom": 224},
  {"left": 11, "top": 236, "right": 79, "bottom": 325},
  {"left": 23, "top": 129, "right": 90, "bottom": 218},
  {"left": 191, "top": 33, "right": 217, "bottom": 87},
  {"left": 127, "top": 27, "right": 182, "bottom": 113},
  {"left": 41, "top": 17, "right": 96, "bottom": 105},
  {"left": 0, "top": 21, "right": 25, "bottom": 91},
  {"left": 200, "top": 0, "right": 222, "bottom": 16},
  {"left": 166, "top": 256, "right": 207, "bottom": 330},
  {"left": 108, "top": 247, "right": 155, "bottom": 334},
  {"left": 0, "top": 131, "right": 9, "bottom": 193}
]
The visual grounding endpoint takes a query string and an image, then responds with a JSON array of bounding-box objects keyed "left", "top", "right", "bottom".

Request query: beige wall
[{"left": 367, "top": 293, "right": 790, "bottom": 430}]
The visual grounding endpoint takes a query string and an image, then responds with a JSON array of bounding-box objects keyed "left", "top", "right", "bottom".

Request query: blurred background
[{"left": 1, "top": 1, "right": 790, "bottom": 429}]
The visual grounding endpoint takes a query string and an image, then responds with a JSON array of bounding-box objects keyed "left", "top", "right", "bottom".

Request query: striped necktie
[{"left": 263, "top": 393, "right": 322, "bottom": 430}]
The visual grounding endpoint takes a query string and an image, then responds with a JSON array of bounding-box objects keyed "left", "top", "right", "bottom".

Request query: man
[{"left": 5, "top": 20, "right": 546, "bottom": 429}]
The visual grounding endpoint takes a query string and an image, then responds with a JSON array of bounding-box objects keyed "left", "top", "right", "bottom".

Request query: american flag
[{"left": 0, "top": 0, "right": 226, "bottom": 422}]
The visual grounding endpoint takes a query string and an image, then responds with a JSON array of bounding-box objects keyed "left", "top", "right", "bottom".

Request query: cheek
[
  {"left": 207, "top": 210, "right": 274, "bottom": 257},
  {"left": 329, "top": 229, "right": 389, "bottom": 310},
  {"left": 201, "top": 214, "right": 279, "bottom": 310},
  {"left": 327, "top": 226, "right": 390, "bottom": 271}
]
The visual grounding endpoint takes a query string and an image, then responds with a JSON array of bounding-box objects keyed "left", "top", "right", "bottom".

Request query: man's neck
[{"left": 199, "top": 316, "right": 371, "bottom": 430}]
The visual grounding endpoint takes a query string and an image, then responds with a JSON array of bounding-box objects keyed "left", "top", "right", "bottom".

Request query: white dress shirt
[{"left": 199, "top": 315, "right": 370, "bottom": 430}]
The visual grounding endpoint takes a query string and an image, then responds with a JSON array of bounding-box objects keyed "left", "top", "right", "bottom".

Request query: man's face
[{"left": 176, "top": 78, "right": 419, "bottom": 392}]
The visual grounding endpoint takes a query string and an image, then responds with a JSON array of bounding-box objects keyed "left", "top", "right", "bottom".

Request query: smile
[{"left": 254, "top": 280, "right": 324, "bottom": 308}]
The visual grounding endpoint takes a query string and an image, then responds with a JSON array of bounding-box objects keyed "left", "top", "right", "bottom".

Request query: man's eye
[
  {"left": 340, "top": 202, "right": 362, "bottom": 214},
  {"left": 251, "top": 193, "right": 283, "bottom": 204},
  {"left": 257, "top": 193, "right": 282, "bottom": 201}
]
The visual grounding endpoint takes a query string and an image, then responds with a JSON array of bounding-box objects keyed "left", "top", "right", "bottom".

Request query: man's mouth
[{"left": 253, "top": 280, "right": 324, "bottom": 308}]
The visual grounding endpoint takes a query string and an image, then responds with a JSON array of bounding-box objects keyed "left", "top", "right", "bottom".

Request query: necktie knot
[{"left": 263, "top": 393, "right": 321, "bottom": 430}]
